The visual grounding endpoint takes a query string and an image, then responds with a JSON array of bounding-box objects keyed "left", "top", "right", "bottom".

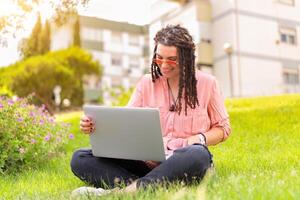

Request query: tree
[
  {"left": 48, "top": 47, "right": 101, "bottom": 78},
  {"left": 19, "top": 14, "right": 42, "bottom": 58},
  {"left": 48, "top": 47, "right": 102, "bottom": 106},
  {"left": 0, "top": 0, "right": 89, "bottom": 46},
  {"left": 38, "top": 19, "right": 51, "bottom": 54},
  {"left": 1, "top": 47, "right": 102, "bottom": 112},
  {"left": 11, "top": 56, "right": 76, "bottom": 112},
  {"left": 73, "top": 15, "right": 81, "bottom": 47},
  {"left": 19, "top": 16, "right": 51, "bottom": 58}
]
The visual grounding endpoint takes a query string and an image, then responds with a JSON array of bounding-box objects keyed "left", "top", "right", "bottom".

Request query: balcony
[{"left": 81, "top": 40, "right": 104, "bottom": 51}]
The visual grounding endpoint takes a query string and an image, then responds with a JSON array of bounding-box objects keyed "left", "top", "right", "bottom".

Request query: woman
[{"left": 71, "top": 24, "right": 231, "bottom": 196}]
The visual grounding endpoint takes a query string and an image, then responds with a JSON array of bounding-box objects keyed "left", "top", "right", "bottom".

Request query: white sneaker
[{"left": 71, "top": 186, "right": 112, "bottom": 197}]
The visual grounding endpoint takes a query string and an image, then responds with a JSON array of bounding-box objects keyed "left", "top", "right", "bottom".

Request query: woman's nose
[{"left": 161, "top": 61, "right": 169, "bottom": 68}]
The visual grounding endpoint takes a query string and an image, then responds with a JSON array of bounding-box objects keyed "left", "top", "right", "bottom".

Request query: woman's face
[{"left": 155, "top": 43, "right": 180, "bottom": 80}]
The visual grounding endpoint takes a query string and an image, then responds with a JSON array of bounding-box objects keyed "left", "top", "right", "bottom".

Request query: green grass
[{"left": 1, "top": 94, "right": 299, "bottom": 200}]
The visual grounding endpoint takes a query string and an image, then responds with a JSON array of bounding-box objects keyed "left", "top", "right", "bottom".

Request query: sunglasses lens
[
  {"left": 167, "top": 60, "right": 177, "bottom": 65},
  {"left": 154, "top": 59, "right": 177, "bottom": 66},
  {"left": 154, "top": 59, "right": 163, "bottom": 65}
]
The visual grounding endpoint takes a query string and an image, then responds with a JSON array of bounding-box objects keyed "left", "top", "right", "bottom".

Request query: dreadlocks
[{"left": 151, "top": 24, "right": 199, "bottom": 115}]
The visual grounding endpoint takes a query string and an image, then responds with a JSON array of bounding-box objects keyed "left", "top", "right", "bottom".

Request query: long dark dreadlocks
[{"left": 151, "top": 24, "right": 199, "bottom": 115}]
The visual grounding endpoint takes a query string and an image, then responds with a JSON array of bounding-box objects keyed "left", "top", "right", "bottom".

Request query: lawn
[{"left": 0, "top": 94, "right": 299, "bottom": 200}]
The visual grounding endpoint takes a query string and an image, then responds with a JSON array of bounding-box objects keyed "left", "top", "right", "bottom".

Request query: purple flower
[
  {"left": 17, "top": 117, "right": 23, "bottom": 122},
  {"left": 0, "top": 103, "right": 3, "bottom": 109},
  {"left": 69, "top": 134, "right": 74, "bottom": 139},
  {"left": 39, "top": 119, "right": 44, "bottom": 125},
  {"left": 8, "top": 100, "right": 14, "bottom": 106},
  {"left": 21, "top": 103, "right": 27, "bottom": 108},
  {"left": 56, "top": 137, "right": 61, "bottom": 142},
  {"left": 29, "top": 111, "right": 35, "bottom": 117},
  {"left": 44, "top": 135, "right": 51, "bottom": 141},
  {"left": 30, "top": 139, "right": 36, "bottom": 144},
  {"left": 48, "top": 117, "right": 55, "bottom": 123}
]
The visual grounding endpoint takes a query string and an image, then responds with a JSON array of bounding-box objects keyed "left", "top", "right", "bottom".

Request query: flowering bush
[{"left": 0, "top": 95, "right": 73, "bottom": 174}]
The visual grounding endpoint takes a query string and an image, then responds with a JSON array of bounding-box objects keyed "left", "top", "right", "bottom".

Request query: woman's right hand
[{"left": 80, "top": 115, "right": 95, "bottom": 134}]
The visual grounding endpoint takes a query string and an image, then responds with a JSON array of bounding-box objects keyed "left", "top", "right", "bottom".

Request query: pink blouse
[{"left": 127, "top": 70, "right": 231, "bottom": 156}]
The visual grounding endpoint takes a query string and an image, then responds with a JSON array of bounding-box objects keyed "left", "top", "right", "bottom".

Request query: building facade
[
  {"left": 51, "top": 16, "right": 149, "bottom": 103},
  {"left": 150, "top": 0, "right": 300, "bottom": 97}
]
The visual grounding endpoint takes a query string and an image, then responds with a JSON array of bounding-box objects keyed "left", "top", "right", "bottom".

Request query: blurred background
[{"left": 1, "top": 0, "right": 300, "bottom": 113}]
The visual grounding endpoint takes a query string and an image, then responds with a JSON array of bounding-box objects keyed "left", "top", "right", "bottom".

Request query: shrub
[
  {"left": 0, "top": 66, "right": 16, "bottom": 90},
  {"left": 48, "top": 47, "right": 101, "bottom": 77},
  {"left": 47, "top": 47, "right": 102, "bottom": 106},
  {"left": 110, "top": 86, "right": 134, "bottom": 106},
  {"left": 0, "top": 85, "right": 13, "bottom": 97},
  {"left": 10, "top": 56, "right": 76, "bottom": 113},
  {"left": 0, "top": 95, "right": 73, "bottom": 174},
  {"left": 0, "top": 47, "right": 102, "bottom": 111}
]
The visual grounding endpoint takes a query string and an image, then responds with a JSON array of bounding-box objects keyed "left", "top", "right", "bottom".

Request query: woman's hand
[
  {"left": 145, "top": 160, "right": 160, "bottom": 169},
  {"left": 80, "top": 115, "right": 95, "bottom": 134},
  {"left": 187, "top": 134, "right": 200, "bottom": 145}
]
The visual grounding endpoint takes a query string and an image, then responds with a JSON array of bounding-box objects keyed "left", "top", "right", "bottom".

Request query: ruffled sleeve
[{"left": 207, "top": 78, "right": 231, "bottom": 141}]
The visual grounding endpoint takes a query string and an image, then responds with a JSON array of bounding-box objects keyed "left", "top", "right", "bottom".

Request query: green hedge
[
  {"left": 11, "top": 56, "right": 76, "bottom": 111},
  {"left": 0, "top": 47, "right": 102, "bottom": 112}
]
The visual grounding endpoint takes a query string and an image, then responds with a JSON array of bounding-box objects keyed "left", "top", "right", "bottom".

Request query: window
[
  {"left": 111, "top": 76, "right": 122, "bottom": 87},
  {"left": 128, "top": 34, "right": 140, "bottom": 46},
  {"left": 279, "top": 27, "right": 297, "bottom": 45},
  {"left": 111, "top": 54, "right": 122, "bottom": 66},
  {"left": 81, "top": 27, "right": 102, "bottom": 41},
  {"left": 278, "top": 0, "right": 294, "bottom": 6},
  {"left": 129, "top": 56, "right": 140, "bottom": 68},
  {"left": 283, "top": 68, "right": 299, "bottom": 84},
  {"left": 111, "top": 32, "right": 122, "bottom": 44}
]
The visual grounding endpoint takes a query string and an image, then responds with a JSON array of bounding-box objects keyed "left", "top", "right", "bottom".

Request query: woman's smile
[{"left": 161, "top": 66, "right": 175, "bottom": 75}]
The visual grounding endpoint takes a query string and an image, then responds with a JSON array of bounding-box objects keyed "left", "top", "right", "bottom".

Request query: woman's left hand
[{"left": 187, "top": 135, "right": 200, "bottom": 145}]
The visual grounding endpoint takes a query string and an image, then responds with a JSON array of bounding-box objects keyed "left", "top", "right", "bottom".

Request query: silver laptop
[{"left": 83, "top": 105, "right": 166, "bottom": 161}]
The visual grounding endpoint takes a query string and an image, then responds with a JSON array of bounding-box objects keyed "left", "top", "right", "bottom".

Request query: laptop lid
[{"left": 83, "top": 105, "right": 166, "bottom": 161}]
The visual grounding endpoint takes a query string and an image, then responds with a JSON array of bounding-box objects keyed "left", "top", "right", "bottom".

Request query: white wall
[
  {"left": 211, "top": 0, "right": 300, "bottom": 59},
  {"left": 237, "top": 1, "right": 300, "bottom": 60},
  {"left": 212, "top": 0, "right": 300, "bottom": 97},
  {"left": 238, "top": 15, "right": 279, "bottom": 57},
  {"left": 214, "top": 54, "right": 242, "bottom": 97},
  {"left": 215, "top": 54, "right": 293, "bottom": 97},
  {"left": 149, "top": 1, "right": 201, "bottom": 53},
  {"left": 239, "top": 57, "right": 283, "bottom": 96},
  {"left": 211, "top": 0, "right": 234, "bottom": 17},
  {"left": 212, "top": 13, "right": 236, "bottom": 59},
  {"left": 238, "top": 0, "right": 300, "bottom": 22},
  {"left": 214, "top": 58, "right": 233, "bottom": 97},
  {"left": 51, "top": 26, "right": 73, "bottom": 50},
  {"left": 212, "top": 0, "right": 300, "bottom": 22},
  {"left": 162, "top": 2, "right": 203, "bottom": 44}
]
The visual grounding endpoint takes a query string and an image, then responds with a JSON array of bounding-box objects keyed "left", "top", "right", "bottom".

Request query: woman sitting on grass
[{"left": 71, "top": 24, "right": 231, "bottom": 196}]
